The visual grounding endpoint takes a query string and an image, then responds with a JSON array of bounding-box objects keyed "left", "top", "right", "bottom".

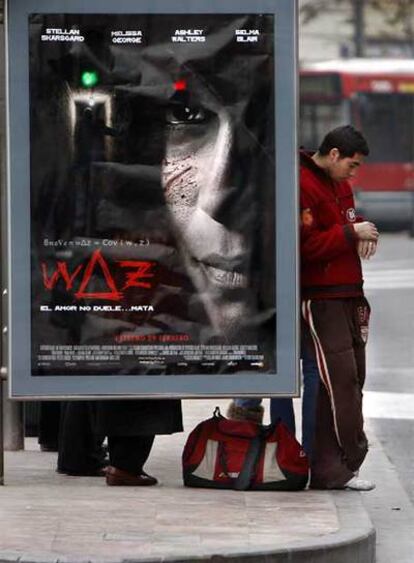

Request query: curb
[{"left": 0, "top": 491, "right": 375, "bottom": 563}]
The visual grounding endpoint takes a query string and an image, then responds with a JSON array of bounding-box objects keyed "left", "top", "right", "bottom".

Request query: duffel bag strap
[
  {"left": 219, "top": 435, "right": 263, "bottom": 491},
  {"left": 234, "top": 435, "right": 262, "bottom": 490}
]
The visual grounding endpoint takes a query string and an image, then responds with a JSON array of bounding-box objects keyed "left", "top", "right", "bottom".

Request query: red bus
[{"left": 300, "top": 58, "right": 414, "bottom": 229}]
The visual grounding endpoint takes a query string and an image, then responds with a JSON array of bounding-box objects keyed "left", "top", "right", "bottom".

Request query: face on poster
[{"left": 29, "top": 13, "right": 276, "bottom": 377}]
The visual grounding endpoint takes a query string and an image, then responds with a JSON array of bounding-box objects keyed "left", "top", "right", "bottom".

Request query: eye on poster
[{"left": 7, "top": 0, "right": 298, "bottom": 398}]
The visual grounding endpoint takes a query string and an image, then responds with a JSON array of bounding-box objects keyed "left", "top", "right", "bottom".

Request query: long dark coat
[{"left": 95, "top": 399, "right": 183, "bottom": 436}]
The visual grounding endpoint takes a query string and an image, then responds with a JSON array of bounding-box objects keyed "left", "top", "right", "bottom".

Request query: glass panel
[
  {"left": 299, "top": 102, "right": 345, "bottom": 151},
  {"left": 300, "top": 73, "right": 341, "bottom": 100},
  {"left": 356, "top": 93, "right": 414, "bottom": 163}
]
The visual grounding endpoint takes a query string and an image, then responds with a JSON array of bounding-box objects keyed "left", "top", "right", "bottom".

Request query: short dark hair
[{"left": 318, "top": 125, "right": 369, "bottom": 157}]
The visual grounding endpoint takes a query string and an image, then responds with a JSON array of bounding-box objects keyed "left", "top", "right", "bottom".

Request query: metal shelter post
[{"left": 0, "top": 374, "right": 3, "bottom": 485}]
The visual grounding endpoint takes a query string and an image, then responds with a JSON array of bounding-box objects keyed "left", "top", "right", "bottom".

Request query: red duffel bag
[{"left": 182, "top": 407, "right": 309, "bottom": 491}]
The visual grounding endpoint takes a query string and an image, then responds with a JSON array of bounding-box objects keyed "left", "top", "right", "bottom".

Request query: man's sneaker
[{"left": 344, "top": 476, "right": 376, "bottom": 491}]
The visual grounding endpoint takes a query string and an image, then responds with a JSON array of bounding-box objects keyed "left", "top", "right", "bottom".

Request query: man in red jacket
[
  {"left": 301, "top": 124, "right": 378, "bottom": 490},
  {"left": 229, "top": 125, "right": 378, "bottom": 491}
]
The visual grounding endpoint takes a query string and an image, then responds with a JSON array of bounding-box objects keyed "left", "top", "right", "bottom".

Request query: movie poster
[{"left": 29, "top": 13, "right": 276, "bottom": 376}]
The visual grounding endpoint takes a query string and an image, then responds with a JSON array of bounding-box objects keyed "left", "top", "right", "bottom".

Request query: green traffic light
[{"left": 81, "top": 70, "right": 99, "bottom": 88}]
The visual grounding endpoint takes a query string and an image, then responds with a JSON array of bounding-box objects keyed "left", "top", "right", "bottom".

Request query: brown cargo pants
[{"left": 302, "top": 297, "right": 370, "bottom": 489}]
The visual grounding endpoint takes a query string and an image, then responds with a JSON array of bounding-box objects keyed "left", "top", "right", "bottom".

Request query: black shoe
[
  {"left": 105, "top": 466, "right": 158, "bottom": 486},
  {"left": 40, "top": 443, "right": 58, "bottom": 452}
]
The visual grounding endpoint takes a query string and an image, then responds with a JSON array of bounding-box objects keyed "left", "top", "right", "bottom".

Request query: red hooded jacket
[{"left": 300, "top": 151, "right": 364, "bottom": 300}]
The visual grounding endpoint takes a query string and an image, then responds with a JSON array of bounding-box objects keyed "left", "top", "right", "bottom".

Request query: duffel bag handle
[{"left": 213, "top": 406, "right": 223, "bottom": 418}]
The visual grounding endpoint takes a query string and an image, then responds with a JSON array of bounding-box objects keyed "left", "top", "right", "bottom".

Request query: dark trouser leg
[
  {"left": 269, "top": 399, "right": 295, "bottom": 434},
  {"left": 108, "top": 435, "right": 155, "bottom": 474},
  {"left": 303, "top": 299, "right": 369, "bottom": 488},
  {"left": 38, "top": 402, "right": 61, "bottom": 450},
  {"left": 301, "top": 349, "right": 320, "bottom": 459},
  {"left": 310, "top": 382, "right": 354, "bottom": 488},
  {"left": 57, "top": 401, "right": 105, "bottom": 473}
]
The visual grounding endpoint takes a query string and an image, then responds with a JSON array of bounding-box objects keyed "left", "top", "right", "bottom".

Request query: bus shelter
[{"left": 4, "top": 0, "right": 298, "bottom": 400}]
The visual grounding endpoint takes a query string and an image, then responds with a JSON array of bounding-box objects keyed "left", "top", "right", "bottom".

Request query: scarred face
[{"left": 161, "top": 79, "right": 258, "bottom": 338}]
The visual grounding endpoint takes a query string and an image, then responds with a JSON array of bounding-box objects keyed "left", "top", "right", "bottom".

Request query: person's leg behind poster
[
  {"left": 57, "top": 401, "right": 107, "bottom": 476},
  {"left": 227, "top": 347, "right": 320, "bottom": 458},
  {"left": 105, "top": 435, "right": 158, "bottom": 486}
]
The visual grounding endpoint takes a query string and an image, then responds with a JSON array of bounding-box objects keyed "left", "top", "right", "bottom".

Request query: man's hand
[
  {"left": 358, "top": 240, "right": 377, "bottom": 260},
  {"left": 353, "top": 221, "right": 379, "bottom": 241}
]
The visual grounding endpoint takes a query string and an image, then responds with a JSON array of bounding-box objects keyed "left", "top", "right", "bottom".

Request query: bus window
[
  {"left": 355, "top": 93, "right": 414, "bottom": 163},
  {"left": 299, "top": 102, "right": 347, "bottom": 150}
]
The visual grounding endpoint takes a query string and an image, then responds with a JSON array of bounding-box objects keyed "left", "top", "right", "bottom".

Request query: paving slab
[{"left": 0, "top": 399, "right": 375, "bottom": 563}]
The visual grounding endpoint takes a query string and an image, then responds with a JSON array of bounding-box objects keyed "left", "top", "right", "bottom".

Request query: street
[
  {"left": 363, "top": 232, "right": 414, "bottom": 502},
  {"left": 361, "top": 231, "right": 414, "bottom": 562}
]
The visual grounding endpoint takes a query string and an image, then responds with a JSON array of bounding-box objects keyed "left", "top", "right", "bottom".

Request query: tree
[{"left": 300, "top": 0, "right": 414, "bottom": 57}]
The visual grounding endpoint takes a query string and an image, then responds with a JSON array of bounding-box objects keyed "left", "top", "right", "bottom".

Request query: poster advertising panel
[{"left": 6, "top": 0, "right": 298, "bottom": 398}]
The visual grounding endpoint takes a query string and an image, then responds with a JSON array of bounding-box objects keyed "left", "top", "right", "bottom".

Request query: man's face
[
  {"left": 328, "top": 150, "right": 364, "bottom": 182},
  {"left": 161, "top": 78, "right": 259, "bottom": 339}
]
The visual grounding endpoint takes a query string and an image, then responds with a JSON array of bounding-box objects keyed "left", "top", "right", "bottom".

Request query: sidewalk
[{"left": 0, "top": 399, "right": 375, "bottom": 563}]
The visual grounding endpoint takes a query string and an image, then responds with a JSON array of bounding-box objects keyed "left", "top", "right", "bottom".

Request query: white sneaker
[{"left": 344, "top": 476, "right": 376, "bottom": 491}]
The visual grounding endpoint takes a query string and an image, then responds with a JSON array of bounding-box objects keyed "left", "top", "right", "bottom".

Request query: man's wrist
[{"left": 344, "top": 224, "right": 358, "bottom": 244}]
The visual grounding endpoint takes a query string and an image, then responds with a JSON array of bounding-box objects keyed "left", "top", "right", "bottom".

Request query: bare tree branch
[{"left": 300, "top": 0, "right": 414, "bottom": 54}]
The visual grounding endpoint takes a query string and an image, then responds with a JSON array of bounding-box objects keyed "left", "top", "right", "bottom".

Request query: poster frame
[{"left": 5, "top": 0, "right": 299, "bottom": 399}]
